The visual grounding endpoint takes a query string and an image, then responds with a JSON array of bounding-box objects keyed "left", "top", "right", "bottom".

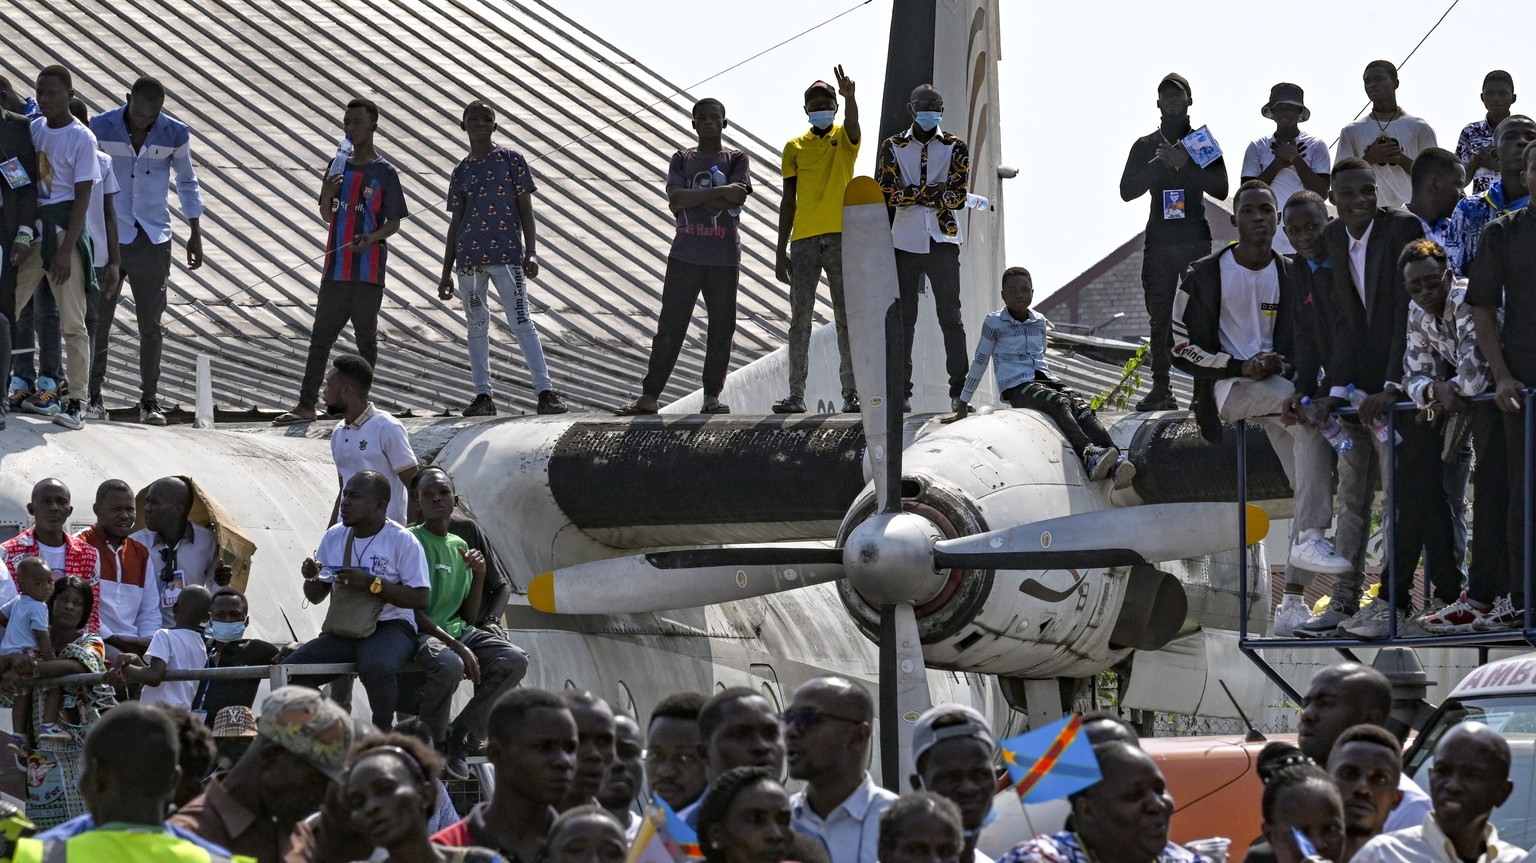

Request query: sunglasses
[{"left": 779, "top": 708, "right": 863, "bottom": 734}]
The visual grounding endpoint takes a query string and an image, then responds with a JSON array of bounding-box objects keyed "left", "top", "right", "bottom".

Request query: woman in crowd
[
  {"left": 344, "top": 732, "right": 504, "bottom": 863},
  {"left": 697, "top": 767, "right": 795, "bottom": 863},
  {"left": 1260, "top": 763, "right": 1347, "bottom": 863},
  {"left": 542, "top": 805, "right": 627, "bottom": 863},
  {"left": 13, "top": 576, "right": 116, "bottom": 827}
]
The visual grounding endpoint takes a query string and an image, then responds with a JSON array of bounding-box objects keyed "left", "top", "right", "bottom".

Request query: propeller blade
[
  {"left": 842, "top": 176, "right": 905, "bottom": 515},
  {"left": 931, "top": 503, "right": 1270, "bottom": 570},
  {"left": 879, "top": 601, "right": 932, "bottom": 792},
  {"left": 527, "top": 547, "right": 844, "bottom": 615}
]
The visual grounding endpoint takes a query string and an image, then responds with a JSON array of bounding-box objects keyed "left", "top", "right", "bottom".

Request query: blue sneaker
[
  {"left": 22, "top": 376, "right": 61, "bottom": 418},
  {"left": 5, "top": 377, "right": 28, "bottom": 413},
  {"left": 1083, "top": 445, "right": 1119, "bottom": 482}
]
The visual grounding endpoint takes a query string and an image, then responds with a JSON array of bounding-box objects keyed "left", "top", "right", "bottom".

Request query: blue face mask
[
  {"left": 807, "top": 110, "right": 836, "bottom": 130},
  {"left": 914, "top": 111, "right": 943, "bottom": 131},
  {"left": 208, "top": 620, "right": 247, "bottom": 643}
]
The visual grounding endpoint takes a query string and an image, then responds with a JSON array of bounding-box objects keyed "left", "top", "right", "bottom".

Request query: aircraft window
[
  {"left": 564, "top": 679, "right": 578, "bottom": 690},
  {"left": 616, "top": 681, "right": 637, "bottom": 719},
  {"left": 0, "top": 524, "right": 18, "bottom": 543}
]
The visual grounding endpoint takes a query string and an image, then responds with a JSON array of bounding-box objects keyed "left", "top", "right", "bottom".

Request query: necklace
[
  {"left": 1372, "top": 109, "right": 1401, "bottom": 134},
  {"left": 350, "top": 527, "right": 383, "bottom": 569}
]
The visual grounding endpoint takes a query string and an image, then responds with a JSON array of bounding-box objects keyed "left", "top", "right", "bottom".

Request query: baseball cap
[
  {"left": 257, "top": 685, "right": 354, "bottom": 781},
  {"left": 211, "top": 705, "right": 258, "bottom": 739},
  {"left": 1158, "top": 73, "right": 1191, "bottom": 97},
  {"left": 911, "top": 703, "right": 995, "bottom": 769}
]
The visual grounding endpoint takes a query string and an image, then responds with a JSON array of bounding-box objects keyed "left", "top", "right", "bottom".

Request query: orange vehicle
[{"left": 1145, "top": 734, "right": 1287, "bottom": 861}]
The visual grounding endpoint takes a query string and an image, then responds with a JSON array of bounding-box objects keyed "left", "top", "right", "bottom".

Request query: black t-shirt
[
  {"left": 197, "top": 638, "right": 282, "bottom": 720},
  {"left": 450, "top": 513, "right": 511, "bottom": 626},
  {"left": 1467, "top": 207, "right": 1536, "bottom": 379},
  {"left": 1120, "top": 121, "right": 1229, "bottom": 244}
]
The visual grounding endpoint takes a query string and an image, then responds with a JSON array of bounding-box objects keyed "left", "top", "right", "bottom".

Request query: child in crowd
[
  {"left": 0, "top": 558, "right": 62, "bottom": 751},
  {"left": 948, "top": 267, "right": 1136, "bottom": 488},
  {"left": 109, "top": 584, "right": 212, "bottom": 709}
]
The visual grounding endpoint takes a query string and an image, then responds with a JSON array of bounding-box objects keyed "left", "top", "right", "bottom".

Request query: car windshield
[{"left": 1407, "top": 694, "right": 1536, "bottom": 849}]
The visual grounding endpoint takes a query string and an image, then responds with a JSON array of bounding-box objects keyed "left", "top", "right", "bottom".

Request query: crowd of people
[{"left": 0, "top": 650, "right": 1512, "bottom": 863}]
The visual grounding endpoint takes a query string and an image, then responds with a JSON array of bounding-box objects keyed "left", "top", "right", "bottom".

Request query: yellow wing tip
[
  {"left": 528, "top": 573, "right": 557, "bottom": 613},
  {"left": 1244, "top": 505, "right": 1270, "bottom": 544},
  {"left": 843, "top": 175, "right": 885, "bottom": 207}
]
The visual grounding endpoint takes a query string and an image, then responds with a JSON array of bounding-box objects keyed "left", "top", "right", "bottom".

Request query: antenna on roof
[{"left": 1219, "top": 678, "right": 1266, "bottom": 743}]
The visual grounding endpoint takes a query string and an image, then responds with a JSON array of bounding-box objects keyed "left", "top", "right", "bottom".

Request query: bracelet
[{"left": 13, "top": 231, "right": 32, "bottom": 247}]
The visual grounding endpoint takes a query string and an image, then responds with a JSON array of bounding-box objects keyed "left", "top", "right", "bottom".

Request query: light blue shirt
[
  {"left": 89, "top": 105, "right": 205, "bottom": 245},
  {"left": 0, "top": 594, "right": 48, "bottom": 654},
  {"left": 960, "top": 307, "right": 1052, "bottom": 404}
]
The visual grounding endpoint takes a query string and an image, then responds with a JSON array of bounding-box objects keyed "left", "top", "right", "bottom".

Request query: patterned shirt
[
  {"left": 322, "top": 156, "right": 407, "bottom": 286},
  {"left": 960, "top": 307, "right": 1053, "bottom": 403},
  {"left": 1403, "top": 284, "right": 1493, "bottom": 408},
  {"left": 998, "top": 832, "right": 1208, "bottom": 863},
  {"left": 447, "top": 147, "right": 537, "bottom": 268},
  {"left": 1456, "top": 119, "right": 1497, "bottom": 195},
  {"left": 876, "top": 127, "right": 970, "bottom": 252},
  {"left": 1447, "top": 178, "right": 1530, "bottom": 277}
]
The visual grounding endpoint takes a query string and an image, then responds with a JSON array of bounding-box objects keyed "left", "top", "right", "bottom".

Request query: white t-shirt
[
  {"left": 1241, "top": 132, "right": 1332, "bottom": 254},
  {"left": 30, "top": 117, "right": 101, "bottom": 207},
  {"left": 332, "top": 405, "right": 418, "bottom": 525},
  {"left": 139, "top": 627, "right": 209, "bottom": 708},
  {"left": 1214, "top": 253, "right": 1280, "bottom": 409},
  {"left": 315, "top": 519, "right": 430, "bottom": 629},
  {"left": 35, "top": 542, "right": 66, "bottom": 578},
  {"left": 85, "top": 151, "right": 118, "bottom": 267},
  {"left": 1335, "top": 113, "right": 1437, "bottom": 210}
]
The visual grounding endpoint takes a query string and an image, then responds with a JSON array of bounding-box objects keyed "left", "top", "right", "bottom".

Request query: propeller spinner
[{"left": 526, "top": 176, "right": 1269, "bottom": 788}]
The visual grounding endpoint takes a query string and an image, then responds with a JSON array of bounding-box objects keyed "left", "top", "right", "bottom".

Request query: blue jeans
[
  {"left": 281, "top": 619, "right": 417, "bottom": 730},
  {"left": 460, "top": 264, "right": 551, "bottom": 396},
  {"left": 12, "top": 279, "right": 62, "bottom": 388}
]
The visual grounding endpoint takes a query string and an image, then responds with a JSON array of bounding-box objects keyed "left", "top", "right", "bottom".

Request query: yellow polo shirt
[{"left": 782, "top": 124, "right": 859, "bottom": 241}]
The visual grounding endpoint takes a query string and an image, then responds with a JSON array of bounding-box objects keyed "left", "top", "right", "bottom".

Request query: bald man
[
  {"left": 130, "top": 476, "right": 229, "bottom": 625},
  {"left": 1, "top": 478, "right": 100, "bottom": 629},
  {"left": 1298, "top": 662, "right": 1431, "bottom": 832},
  {"left": 1352, "top": 723, "right": 1521, "bottom": 863},
  {"left": 558, "top": 690, "right": 617, "bottom": 812},
  {"left": 785, "top": 675, "right": 895, "bottom": 863}
]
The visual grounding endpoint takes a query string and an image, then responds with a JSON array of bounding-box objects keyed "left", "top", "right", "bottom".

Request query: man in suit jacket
[
  {"left": 1173, "top": 181, "right": 1355, "bottom": 627},
  {"left": 1299, "top": 157, "right": 1456, "bottom": 639},
  {"left": 0, "top": 103, "right": 39, "bottom": 429}
]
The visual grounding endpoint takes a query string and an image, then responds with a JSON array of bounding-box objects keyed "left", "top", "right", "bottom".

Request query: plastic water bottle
[
  {"left": 1345, "top": 384, "right": 1398, "bottom": 444},
  {"left": 327, "top": 135, "right": 353, "bottom": 178},
  {"left": 1300, "top": 396, "right": 1352, "bottom": 453},
  {"left": 709, "top": 165, "right": 741, "bottom": 217},
  {"left": 965, "top": 193, "right": 991, "bottom": 210}
]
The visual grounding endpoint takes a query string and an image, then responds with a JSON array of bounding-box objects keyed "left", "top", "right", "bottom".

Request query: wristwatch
[{"left": 369, "top": 577, "right": 383, "bottom": 595}]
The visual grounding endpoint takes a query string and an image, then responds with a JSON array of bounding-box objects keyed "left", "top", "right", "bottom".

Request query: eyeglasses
[{"left": 779, "top": 708, "right": 864, "bottom": 734}]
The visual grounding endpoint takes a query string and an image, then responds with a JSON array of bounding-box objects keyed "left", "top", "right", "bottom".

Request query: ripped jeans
[{"left": 460, "top": 264, "right": 551, "bottom": 396}]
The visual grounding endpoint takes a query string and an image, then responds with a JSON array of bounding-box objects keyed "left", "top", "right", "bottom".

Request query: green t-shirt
[{"left": 409, "top": 525, "right": 472, "bottom": 639}]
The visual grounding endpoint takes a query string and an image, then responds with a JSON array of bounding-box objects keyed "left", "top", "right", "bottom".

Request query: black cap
[
  {"left": 1262, "top": 83, "right": 1310, "bottom": 122},
  {"left": 1159, "top": 73, "right": 1191, "bottom": 97}
]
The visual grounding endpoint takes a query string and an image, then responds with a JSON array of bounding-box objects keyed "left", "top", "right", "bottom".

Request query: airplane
[{"left": 0, "top": 0, "right": 1285, "bottom": 793}]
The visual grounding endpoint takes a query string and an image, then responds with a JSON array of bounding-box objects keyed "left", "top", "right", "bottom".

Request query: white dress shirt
[
  {"left": 1352, "top": 813, "right": 1523, "bottom": 863},
  {"left": 790, "top": 773, "right": 897, "bottom": 863}
]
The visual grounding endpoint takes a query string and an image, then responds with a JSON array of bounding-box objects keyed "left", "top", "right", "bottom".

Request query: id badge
[
  {"left": 0, "top": 157, "right": 29, "bottom": 189},
  {"left": 162, "top": 572, "right": 185, "bottom": 608},
  {"left": 1162, "top": 189, "right": 1187, "bottom": 220}
]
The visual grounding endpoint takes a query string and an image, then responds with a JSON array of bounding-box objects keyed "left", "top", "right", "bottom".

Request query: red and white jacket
[
  {"left": 1, "top": 528, "right": 102, "bottom": 633},
  {"left": 76, "top": 526, "right": 158, "bottom": 649}
]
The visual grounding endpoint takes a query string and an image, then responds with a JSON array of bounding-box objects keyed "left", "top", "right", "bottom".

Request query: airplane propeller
[{"left": 527, "top": 176, "right": 1268, "bottom": 789}]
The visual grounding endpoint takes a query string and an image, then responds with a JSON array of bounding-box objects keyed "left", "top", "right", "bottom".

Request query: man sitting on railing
[
  {"left": 1469, "top": 141, "right": 1536, "bottom": 634},
  {"left": 1398, "top": 240, "right": 1513, "bottom": 633},
  {"left": 1172, "top": 179, "right": 1354, "bottom": 607}
]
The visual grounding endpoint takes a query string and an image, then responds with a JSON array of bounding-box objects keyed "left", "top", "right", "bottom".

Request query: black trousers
[
  {"left": 641, "top": 258, "right": 737, "bottom": 399},
  {"left": 90, "top": 234, "right": 172, "bottom": 401},
  {"left": 297, "top": 280, "right": 383, "bottom": 410},
  {"left": 1384, "top": 417, "right": 1461, "bottom": 610},
  {"left": 1140, "top": 240, "right": 1210, "bottom": 389},
  {"left": 1471, "top": 401, "right": 1513, "bottom": 603},
  {"left": 896, "top": 241, "right": 968, "bottom": 399},
  {"left": 1002, "top": 379, "right": 1114, "bottom": 459}
]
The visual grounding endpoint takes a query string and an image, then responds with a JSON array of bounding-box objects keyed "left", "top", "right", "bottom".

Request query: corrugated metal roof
[{"left": 0, "top": 0, "right": 831, "bottom": 415}]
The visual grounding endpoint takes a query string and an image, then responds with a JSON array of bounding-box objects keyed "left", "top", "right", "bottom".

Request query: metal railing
[
  {"left": 14, "top": 662, "right": 359, "bottom": 689},
  {"left": 1235, "top": 390, "right": 1536, "bottom": 699}
]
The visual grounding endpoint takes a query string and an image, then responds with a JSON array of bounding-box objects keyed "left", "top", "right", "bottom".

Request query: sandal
[
  {"left": 614, "top": 400, "right": 659, "bottom": 416},
  {"left": 272, "top": 410, "right": 318, "bottom": 426},
  {"left": 701, "top": 396, "right": 731, "bottom": 414}
]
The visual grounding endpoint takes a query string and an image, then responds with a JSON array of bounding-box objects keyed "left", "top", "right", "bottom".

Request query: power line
[{"left": 1333, "top": 0, "right": 1463, "bottom": 141}]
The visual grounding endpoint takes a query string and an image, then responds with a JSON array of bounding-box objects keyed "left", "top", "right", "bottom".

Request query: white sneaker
[
  {"left": 1111, "top": 454, "right": 1137, "bottom": 490},
  {"left": 1290, "top": 536, "right": 1353, "bottom": 575},
  {"left": 52, "top": 399, "right": 85, "bottom": 431},
  {"left": 1273, "top": 593, "right": 1310, "bottom": 636},
  {"left": 1337, "top": 597, "right": 1408, "bottom": 639},
  {"left": 1295, "top": 606, "right": 1353, "bottom": 638}
]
